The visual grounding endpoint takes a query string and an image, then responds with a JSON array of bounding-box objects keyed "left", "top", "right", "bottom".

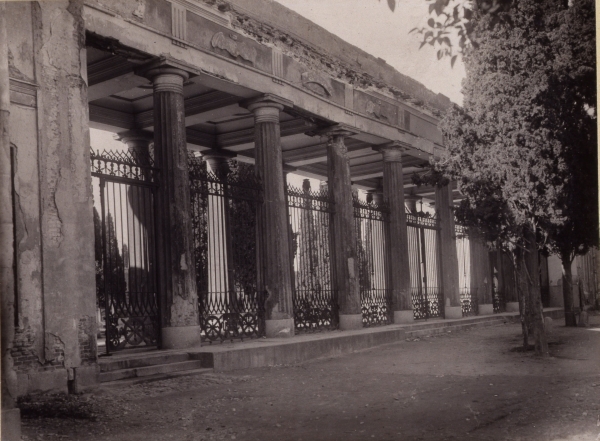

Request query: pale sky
[{"left": 272, "top": 0, "right": 465, "bottom": 104}]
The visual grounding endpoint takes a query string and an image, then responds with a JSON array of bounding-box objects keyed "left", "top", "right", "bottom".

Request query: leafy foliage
[
  {"left": 432, "top": 0, "right": 597, "bottom": 257},
  {"left": 390, "top": 0, "right": 510, "bottom": 63},
  {"left": 419, "top": 0, "right": 596, "bottom": 345}
]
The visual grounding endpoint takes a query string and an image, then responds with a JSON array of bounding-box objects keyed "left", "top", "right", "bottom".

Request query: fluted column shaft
[
  {"left": 147, "top": 67, "right": 200, "bottom": 348},
  {"left": 247, "top": 97, "right": 294, "bottom": 338},
  {"left": 435, "top": 183, "right": 461, "bottom": 318},
  {"left": 327, "top": 131, "right": 362, "bottom": 330},
  {"left": 380, "top": 145, "right": 413, "bottom": 323}
]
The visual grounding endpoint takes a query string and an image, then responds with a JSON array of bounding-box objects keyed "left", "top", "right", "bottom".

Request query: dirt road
[{"left": 20, "top": 316, "right": 600, "bottom": 441}]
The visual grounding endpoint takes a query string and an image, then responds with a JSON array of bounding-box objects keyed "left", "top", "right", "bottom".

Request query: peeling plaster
[{"left": 209, "top": 0, "right": 448, "bottom": 117}]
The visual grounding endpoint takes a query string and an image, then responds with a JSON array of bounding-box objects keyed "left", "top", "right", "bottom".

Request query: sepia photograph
[{"left": 0, "top": 0, "right": 598, "bottom": 439}]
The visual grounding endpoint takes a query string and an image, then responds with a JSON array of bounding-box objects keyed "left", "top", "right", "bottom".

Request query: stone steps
[
  {"left": 405, "top": 317, "right": 507, "bottom": 338},
  {"left": 96, "top": 308, "right": 564, "bottom": 387},
  {"left": 99, "top": 352, "right": 191, "bottom": 372},
  {"left": 99, "top": 366, "right": 214, "bottom": 388},
  {"left": 98, "top": 349, "right": 214, "bottom": 384}
]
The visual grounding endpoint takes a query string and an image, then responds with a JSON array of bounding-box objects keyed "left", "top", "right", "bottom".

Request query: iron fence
[
  {"left": 287, "top": 180, "right": 337, "bottom": 332},
  {"left": 455, "top": 224, "right": 478, "bottom": 317},
  {"left": 354, "top": 194, "right": 392, "bottom": 327},
  {"left": 493, "top": 288, "right": 506, "bottom": 313},
  {"left": 407, "top": 212, "right": 444, "bottom": 319},
  {"left": 189, "top": 157, "right": 265, "bottom": 342},
  {"left": 91, "top": 148, "right": 159, "bottom": 353}
]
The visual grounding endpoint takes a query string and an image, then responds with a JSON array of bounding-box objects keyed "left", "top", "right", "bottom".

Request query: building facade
[{"left": 2, "top": 2, "right": 558, "bottom": 435}]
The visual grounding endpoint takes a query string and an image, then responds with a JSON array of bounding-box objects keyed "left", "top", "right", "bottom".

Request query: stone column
[
  {"left": 244, "top": 95, "right": 295, "bottom": 338},
  {"left": 282, "top": 163, "right": 297, "bottom": 303},
  {"left": 469, "top": 232, "right": 493, "bottom": 315},
  {"left": 435, "top": 183, "right": 461, "bottom": 319},
  {"left": 366, "top": 178, "right": 383, "bottom": 205},
  {"left": 0, "top": 3, "right": 21, "bottom": 436},
  {"left": 143, "top": 65, "right": 200, "bottom": 349},
  {"left": 115, "top": 130, "right": 153, "bottom": 160},
  {"left": 115, "top": 130, "right": 154, "bottom": 296},
  {"left": 377, "top": 143, "right": 413, "bottom": 323},
  {"left": 316, "top": 125, "right": 362, "bottom": 330},
  {"left": 405, "top": 193, "right": 420, "bottom": 214},
  {"left": 202, "top": 150, "right": 236, "bottom": 312}
]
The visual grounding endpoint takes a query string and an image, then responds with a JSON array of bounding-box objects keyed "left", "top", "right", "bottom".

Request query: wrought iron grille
[
  {"left": 353, "top": 194, "right": 392, "bottom": 327},
  {"left": 287, "top": 180, "right": 338, "bottom": 332},
  {"left": 493, "top": 290, "right": 506, "bottom": 313},
  {"left": 189, "top": 156, "right": 265, "bottom": 342},
  {"left": 460, "top": 287, "right": 479, "bottom": 316},
  {"left": 91, "top": 149, "right": 159, "bottom": 353},
  {"left": 489, "top": 250, "right": 507, "bottom": 313},
  {"left": 407, "top": 212, "right": 444, "bottom": 319},
  {"left": 455, "top": 224, "right": 479, "bottom": 317}
]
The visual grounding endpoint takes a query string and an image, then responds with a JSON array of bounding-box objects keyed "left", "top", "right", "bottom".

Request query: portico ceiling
[{"left": 87, "top": 46, "right": 455, "bottom": 199}]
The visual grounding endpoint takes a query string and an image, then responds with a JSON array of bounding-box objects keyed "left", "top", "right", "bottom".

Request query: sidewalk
[{"left": 20, "top": 312, "right": 600, "bottom": 441}]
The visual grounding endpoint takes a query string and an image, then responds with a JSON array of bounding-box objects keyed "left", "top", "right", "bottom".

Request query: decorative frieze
[
  {"left": 272, "top": 48, "right": 284, "bottom": 78},
  {"left": 301, "top": 71, "right": 333, "bottom": 97},
  {"left": 168, "top": 0, "right": 230, "bottom": 27},
  {"left": 171, "top": 1, "right": 187, "bottom": 43},
  {"left": 211, "top": 32, "right": 257, "bottom": 66},
  {"left": 354, "top": 90, "right": 398, "bottom": 125}
]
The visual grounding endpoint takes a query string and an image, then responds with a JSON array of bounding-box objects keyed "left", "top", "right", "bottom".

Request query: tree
[
  {"left": 541, "top": 0, "right": 598, "bottom": 325},
  {"left": 385, "top": 0, "right": 513, "bottom": 63},
  {"left": 420, "top": 0, "right": 596, "bottom": 353},
  {"left": 103, "top": 211, "right": 126, "bottom": 307}
]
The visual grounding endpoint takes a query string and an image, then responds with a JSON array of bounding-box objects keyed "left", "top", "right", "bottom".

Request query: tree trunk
[
  {"left": 560, "top": 251, "right": 576, "bottom": 327},
  {"left": 523, "top": 229, "right": 548, "bottom": 356}
]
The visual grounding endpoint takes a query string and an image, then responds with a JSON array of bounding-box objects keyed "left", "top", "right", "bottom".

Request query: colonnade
[{"left": 114, "top": 60, "right": 467, "bottom": 347}]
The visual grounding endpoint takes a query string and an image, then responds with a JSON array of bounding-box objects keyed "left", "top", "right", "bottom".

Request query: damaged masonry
[{"left": 1, "top": 1, "right": 595, "bottom": 440}]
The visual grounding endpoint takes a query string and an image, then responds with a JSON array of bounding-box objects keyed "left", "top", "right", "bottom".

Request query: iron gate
[
  {"left": 407, "top": 212, "right": 444, "bottom": 319},
  {"left": 287, "top": 180, "right": 338, "bottom": 332},
  {"left": 91, "top": 149, "right": 159, "bottom": 353},
  {"left": 354, "top": 194, "right": 392, "bottom": 327},
  {"left": 489, "top": 250, "right": 507, "bottom": 313},
  {"left": 456, "top": 224, "right": 478, "bottom": 317},
  {"left": 189, "top": 157, "right": 264, "bottom": 342}
]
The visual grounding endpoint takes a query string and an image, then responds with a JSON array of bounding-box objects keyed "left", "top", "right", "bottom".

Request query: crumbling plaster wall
[
  {"left": 211, "top": 0, "right": 452, "bottom": 116},
  {"left": 7, "top": 0, "right": 97, "bottom": 395}
]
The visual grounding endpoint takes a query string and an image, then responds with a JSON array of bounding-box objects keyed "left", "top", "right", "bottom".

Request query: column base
[
  {"left": 478, "top": 304, "right": 494, "bottom": 316},
  {"left": 1, "top": 408, "right": 21, "bottom": 441},
  {"left": 265, "top": 319, "right": 295, "bottom": 338},
  {"left": 444, "top": 306, "right": 463, "bottom": 320},
  {"left": 339, "top": 314, "right": 363, "bottom": 330},
  {"left": 393, "top": 310, "right": 414, "bottom": 324},
  {"left": 505, "top": 302, "right": 520, "bottom": 312},
  {"left": 161, "top": 325, "right": 201, "bottom": 349}
]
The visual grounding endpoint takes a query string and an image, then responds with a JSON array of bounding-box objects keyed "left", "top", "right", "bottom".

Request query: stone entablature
[{"left": 83, "top": 0, "right": 446, "bottom": 155}]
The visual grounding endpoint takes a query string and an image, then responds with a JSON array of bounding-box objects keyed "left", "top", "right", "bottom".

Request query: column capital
[
  {"left": 202, "top": 149, "right": 235, "bottom": 179},
  {"left": 114, "top": 130, "right": 153, "bottom": 146},
  {"left": 115, "top": 130, "right": 153, "bottom": 160},
  {"left": 308, "top": 123, "right": 358, "bottom": 139},
  {"left": 374, "top": 141, "right": 410, "bottom": 162},
  {"left": 136, "top": 59, "right": 193, "bottom": 93},
  {"left": 201, "top": 148, "right": 237, "bottom": 162},
  {"left": 242, "top": 94, "right": 293, "bottom": 115}
]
